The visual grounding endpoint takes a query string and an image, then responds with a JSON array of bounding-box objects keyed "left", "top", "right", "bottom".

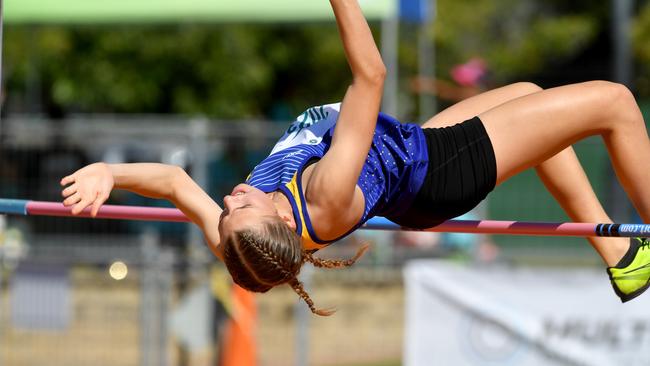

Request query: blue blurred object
[
  {"left": 442, "top": 212, "right": 478, "bottom": 252},
  {"left": 399, "top": 0, "right": 433, "bottom": 24},
  {"left": 0, "top": 199, "right": 28, "bottom": 215}
]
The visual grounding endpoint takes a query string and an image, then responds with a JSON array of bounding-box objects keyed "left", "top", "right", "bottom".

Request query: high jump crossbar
[{"left": 1, "top": 198, "right": 649, "bottom": 238}]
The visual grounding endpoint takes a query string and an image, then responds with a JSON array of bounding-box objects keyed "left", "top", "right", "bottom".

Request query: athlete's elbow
[
  {"left": 372, "top": 63, "right": 387, "bottom": 80},
  {"left": 168, "top": 165, "right": 191, "bottom": 200},
  {"left": 356, "top": 63, "right": 386, "bottom": 86},
  {"left": 373, "top": 65, "right": 387, "bottom": 84}
]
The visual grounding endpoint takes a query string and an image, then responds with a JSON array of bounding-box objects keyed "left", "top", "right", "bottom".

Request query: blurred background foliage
[
  {"left": 3, "top": 0, "right": 649, "bottom": 119},
  {"left": 431, "top": 0, "right": 599, "bottom": 83}
]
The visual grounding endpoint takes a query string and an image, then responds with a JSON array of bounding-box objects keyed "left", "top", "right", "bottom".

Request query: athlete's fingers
[
  {"left": 60, "top": 175, "right": 75, "bottom": 186},
  {"left": 71, "top": 198, "right": 92, "bottom": 215},
  {"left": 91, "top": 192, "right": 108, "bottom": 217},
  {"left": 61, "top": 183, "right": 78, "bottom": 198},
  {"left": 63, "top": 192, "right": 81, "bottom": 207}
]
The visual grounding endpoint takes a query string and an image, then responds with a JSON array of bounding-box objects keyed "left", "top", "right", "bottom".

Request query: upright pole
[
  {"left": 613, "top": 0, "right": 633, "bottom": 87},
  {"left": 0, "top": 0, "right": 4, "bottom": 131},
  {"left": 609, "top": 0, "right": 634, "bottom": 222},
  {"left": 0, "top": 214, "right": 3, "bottom": 366},
  {"left": 189, "top": 118, "right": 211, "bottom": 273},
  {"left": 140, "top": 229, "right": 161, "bottom": 366},
  {"left": 417, "top": 0, "right": 436, "bottom": 122},
  {"left": 0, "top": 0, "right": 3, "bottom": 99},
  {"left": 381, "top": 12, "right": 399, "bottom": 117}
]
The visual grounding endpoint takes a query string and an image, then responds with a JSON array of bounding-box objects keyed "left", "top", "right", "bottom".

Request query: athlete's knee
[
  {"left": 585, "top": 81, "right": 638, "bottom": 124},
  {"left": 586, "top": 80, "right": 634, "bottom": 105},
  {"left": 611, "top": 82, "right": 635, "bottom": 105},
  {"left": 511, "top": 81, "right": 543, "bottom": 95}
]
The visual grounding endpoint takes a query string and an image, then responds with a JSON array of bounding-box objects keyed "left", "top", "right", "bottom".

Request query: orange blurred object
[{"left": 220, "top": 285, "right": 257, "bottom": 366}]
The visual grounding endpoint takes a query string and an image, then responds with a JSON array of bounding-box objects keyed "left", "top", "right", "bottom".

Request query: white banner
[{"left": 403, "top": 260, "right": 650, "bottom": 366}]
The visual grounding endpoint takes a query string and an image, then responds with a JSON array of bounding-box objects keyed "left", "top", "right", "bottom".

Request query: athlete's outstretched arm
[
  {"left": 307, "top": 0, "right": 385, "bottom": 219},
  {"left": 60, "top": 163, "right": 224, "bottom": 259}
]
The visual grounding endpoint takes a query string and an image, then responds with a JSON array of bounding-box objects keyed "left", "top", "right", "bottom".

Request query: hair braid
[
  {"left": 241, "top": 230, "right": 296, "bottom": 285},
  {"left": 303, "top": 244, "right": 369, "bottom": 269},
  {"left": 222, "top": 216, "right": 370, "bottom": 317},
  {"left": 289, "top": 278, "right": 334, "bottom": 316},
  {"left": 222, "top": 218, "right": 302, "bottom": 293}
]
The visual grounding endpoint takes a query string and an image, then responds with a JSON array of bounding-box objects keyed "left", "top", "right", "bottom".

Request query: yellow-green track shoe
[{"left": 607, "top": 238, "right": 650, "bottom": 302}]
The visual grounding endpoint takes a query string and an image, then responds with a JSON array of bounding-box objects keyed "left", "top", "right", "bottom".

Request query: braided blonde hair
[
  {"left": 290, "top": 244, "right": 369, "bottom": 316},
  {"left": 222, "top": 217, "right": 369, "bottom": 316}
]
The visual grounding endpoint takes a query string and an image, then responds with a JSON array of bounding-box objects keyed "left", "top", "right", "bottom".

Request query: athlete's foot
[{"left": 607, "top": 238, "right": 650, "bottom": 302}]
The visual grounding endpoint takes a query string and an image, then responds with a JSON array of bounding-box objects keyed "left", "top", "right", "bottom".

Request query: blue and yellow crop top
[{"left": 246, "top": 103, "right": 429, "bottom": 250}]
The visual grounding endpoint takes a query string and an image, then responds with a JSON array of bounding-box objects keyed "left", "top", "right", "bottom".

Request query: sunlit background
[{"left": 1, "top": 0, "right": 650, "bottom": 365}]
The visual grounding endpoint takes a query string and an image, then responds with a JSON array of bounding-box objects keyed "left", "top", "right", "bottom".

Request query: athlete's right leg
[{"left": 535, "top": 148, "right": 628, "bottom": 265}]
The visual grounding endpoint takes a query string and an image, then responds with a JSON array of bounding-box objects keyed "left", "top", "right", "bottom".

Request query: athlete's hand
[{"left": 60, "top": 162, "right": 115, "bottom": 216}]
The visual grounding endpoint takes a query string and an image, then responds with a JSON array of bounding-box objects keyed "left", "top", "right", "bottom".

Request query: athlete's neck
[{"left": 267, "top": 190, "right": 296, "bottom": 230}]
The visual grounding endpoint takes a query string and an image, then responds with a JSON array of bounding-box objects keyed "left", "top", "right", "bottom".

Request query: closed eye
[
  {"left": 234, "top": 204, "right": 253, "bottom": 212},
  {"left": 220, "top": 204, "right": 252, "bottom": 221}
]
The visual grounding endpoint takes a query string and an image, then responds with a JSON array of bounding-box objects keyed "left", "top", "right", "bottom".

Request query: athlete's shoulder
[
  {"left": 269, "top": 103, "right": 341, "bottom": 155},
  {"left": 291, "top": 103, "right": 340, "bottom": 126}
]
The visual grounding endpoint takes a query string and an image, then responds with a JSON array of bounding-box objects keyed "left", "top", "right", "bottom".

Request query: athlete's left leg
[
  {"left": 478, "top": 81, "right": 650, "bottom": 219},
  {"left": 420, "top": 82, "right": 628, "bottom": 266},
  {"left": 477, "top": 81, "right": 650, "bottom": 287},
  {"left": 421, "top": 81, "right": 650, "bottom": 301},
  {"left": 422, "top": 82, "right": 542, "bottom": 128}
]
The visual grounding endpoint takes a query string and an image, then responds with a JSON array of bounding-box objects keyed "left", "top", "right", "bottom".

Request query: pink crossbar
[
  {"left": 22, "top": 200, "right": 604, "bottom": 237},
  {"left": 27, "top": 201, "right": 191, "bottom": 222},
  {"left": 376, "top": 220, "right": 598, "bottom": 237},
  {"left": 12, "top": 199, "right": 650, "bottom": 236}
]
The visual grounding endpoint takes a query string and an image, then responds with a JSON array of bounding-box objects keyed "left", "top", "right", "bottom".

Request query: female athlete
[{"left": 61, "top": 0, "right": 650, "bottom": 315}]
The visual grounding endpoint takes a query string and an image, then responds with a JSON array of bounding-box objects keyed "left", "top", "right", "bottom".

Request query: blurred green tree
[
  {"left": 430, "top": 0, "right": 599, "bottom": 85},
  {"left": 5, "top": 23, "right": 351, "bottom": 118},
  {"left": 3, "top": 0, "right": 613, "bottom": 119}
]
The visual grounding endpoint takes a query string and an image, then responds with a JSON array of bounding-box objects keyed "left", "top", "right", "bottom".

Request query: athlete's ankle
[{"left": 600, "top": 238, "right": 633, "bottom": 267}]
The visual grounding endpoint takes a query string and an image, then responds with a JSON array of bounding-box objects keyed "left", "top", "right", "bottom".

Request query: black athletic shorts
[{"left": 388, "top": 116, "right": 497, "bottom": 229}]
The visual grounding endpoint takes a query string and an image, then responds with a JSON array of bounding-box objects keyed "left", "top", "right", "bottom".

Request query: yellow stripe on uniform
[{"left": 284, "top": 173, "right": 327, "bottom": 251}]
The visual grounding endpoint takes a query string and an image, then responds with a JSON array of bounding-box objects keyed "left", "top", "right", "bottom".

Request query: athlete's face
[{"left": 218, "top": 183, "right": 279, "bottom": 240}]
